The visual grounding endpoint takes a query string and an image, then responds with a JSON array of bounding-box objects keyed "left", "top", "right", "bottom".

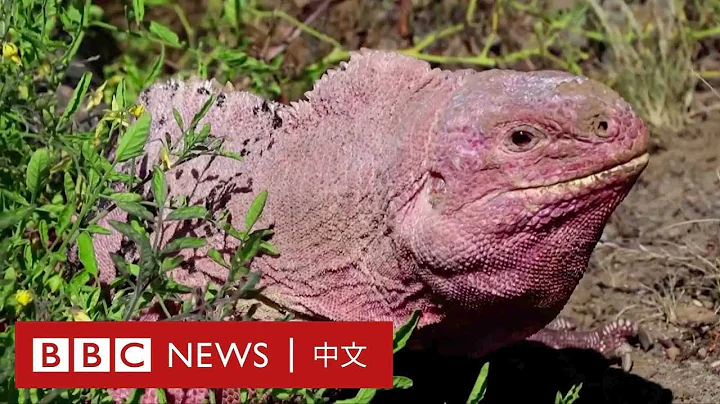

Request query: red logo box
[{"left": 15, "top": 321, "right": 394, "bottom": 389}]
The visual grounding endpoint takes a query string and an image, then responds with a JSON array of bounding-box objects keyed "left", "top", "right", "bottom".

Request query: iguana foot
[
  {"left": 108, "top": 387, "right": 210, "bottom": 404},
  {"left": 109, "top": 387, "right": 250, "bottom": 403},
  {"left": 527, "top": 317, "right": 644, "bottom": 371},
  {"left": 542, "top": 316, "right": 578, "bottom": 331}
]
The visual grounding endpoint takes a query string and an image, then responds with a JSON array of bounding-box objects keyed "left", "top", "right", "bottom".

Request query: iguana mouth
[{"left": 517, "top": 152, "right": 649, "bottom": 195}]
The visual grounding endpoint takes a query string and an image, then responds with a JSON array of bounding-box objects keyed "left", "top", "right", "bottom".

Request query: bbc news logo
[
  {"left": 32, "top": 338, "right": 151, "bottom": 373},
  {"left": 15, "top": 321, "right": 393, "bottom": 389}
]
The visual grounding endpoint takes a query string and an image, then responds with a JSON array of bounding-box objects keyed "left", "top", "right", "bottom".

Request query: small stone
[
  {"left": 665, "top": 346, "right": 681, "bottom": 361},
  {"left": 638, "top": 327, "right": 653, "bottom": 351},
  {"left": 675, "top": 305, "right": 719, "bottom": 326},
  {"left": 711, "top": 359, "right": 720, "bottom": 368},
  {"left": 697, "top": 347, "right": 708, "bottom": 359}
]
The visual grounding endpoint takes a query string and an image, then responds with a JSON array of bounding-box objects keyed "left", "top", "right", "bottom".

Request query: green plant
[
  {"left": 555, "top": 383, "right": 582, "bottom": 404},
  {"left": 0, "top": 0, "right": 283, "bottom": 401},
  {"left": 587, "top": 0, "right": 700, "bottom": 134},
  {"left": 465, "top": 362, "right": 490, "bottom": 404}
]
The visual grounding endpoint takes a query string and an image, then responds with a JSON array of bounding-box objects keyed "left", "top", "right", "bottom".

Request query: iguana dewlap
[{"left": 94, "top": 49, "right": 649, "bottom": 403}]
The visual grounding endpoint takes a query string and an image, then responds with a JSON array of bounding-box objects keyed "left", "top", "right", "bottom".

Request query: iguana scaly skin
[{"left": 94, "top": 49, "right": 649, "bottom": 403}]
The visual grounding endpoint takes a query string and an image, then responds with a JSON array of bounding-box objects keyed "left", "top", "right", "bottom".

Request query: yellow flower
[
  {"left": 85, "top": 81, "right": 107, "bottom": 112},
  {"left": 129, "top": 104, "right": 145, "bottom": 118},
  {"left": 15, "top": 290, "right": 33, "bottom": 307},
  {"left": 72, "top": 309, "right": 92, "bottom": 322},
  {"left": 160, "top": 144, "right": 173, "bottom": 170},
  {"left": 37, "top": 62, "right": 51, "bottom": 77},
  {"left": 2, "top": 42, "right": 21, "bottom": 65}
]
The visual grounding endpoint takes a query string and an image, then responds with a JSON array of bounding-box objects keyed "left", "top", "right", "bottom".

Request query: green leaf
[
  {"left": 108, "top": 192, "right": 144, "bottom": 203},
  {"left": 466, "top": 362, "right": 490, "bottom": 404},
  {"left": 68, "top": 269, "right": 91, "bottom": 294},
  {"left": 161, "top": 256, "right": 184, "bottom": 271},
  {"left": 172, "top": 108, "right": 184, "bottom": 131},
  {"left": 87, "top": 224, "right": 112, "bottom": 235},
  {"left": 58, "top": 203, "right": 75, "bottom": 234},
  {"left": 162, "top": 237, "right": 207, "bottom": 255},
  {"left": 158, "top": 280, "right": 192, "bottom": 294},
  {"left": 63, "top": 5, "right": 82, "bottom": 24},
  {"left": 197, "top": 123, "right": 211, "bottom": 142},
  {"left": 116, "top": 201, "right": 154, "bottom": 221},
  {"left": 221, "top": 221, "right": 246, "bottom": 241},
  {"left": 1, "top": 189, "right": 30, "bottom": 206},
  {"left": 132, "top": 0, "right": 145, "bottom": 25},
  {"left": 555, "top": 383, "right": 582, "bottom": 404},
  {"left": 245, "top": 190, "right": 268, "bottom": 231},
  {"left": 0, "top": 207, "right": 33, "bottom": 231},
  {"left": 144, "top": 45, "right": 165, "bottom": 87},
  {"left": 393, "top": 310, "right": 421, "bottom": 353},
  {"left": 335, "top": 389, "right": 377, "bottom": 404},
  {"left": 38, "top": 203, "right": 66, "bottom": 216},
  {"left": 64, "top": 172, "right": 76, "bottom": 203},
  {"left": 239, "top": 270, "right": 261, "bottom": 297},
  {"left": 46, "top": 274, "right": 63, "bottom": 293},
  {"left": 60, "top": 72, "right": 92, "bottom": 125},
  {"left": 207, "top": 248, "right": 228, "bottom": 268},
  {"left": 166, "top": 206, "right": 208, "bottom": 221},
  {"left": 113, "top": 78, "right": 127, "bottom": 111},
  {"left": 217, "top": 49, "right": 249, "bottom": 68},
  {"left": 259, "top": 241, "right": 279, "bottom": 256},
  {"left": 220, "top": 149, "right": 243, "bottom": 162},
  {"left": 77, "top": 232, "right": 98, "bottom": 275},
  {"left": 61, "top": 0, "right": 90, "bottom": 64},
  {"left": 230, "top": 233, "right": 264, "bottom": 278},
  {"left": 149, "top": 21, "right": 180, "bottom": 46},
  {"left": 152, "top": 166, "right": 167, "bottom": 208},
  {"left": 26, "top": 148, "right": 51, "bottom": 196},
  {"left": 127, "top": 263, "right": 140, "bottom": 277},
  {"left": 115, "top": 112, "right": 151, "bottom": 163},
  {"left": 223, "top": 0, "right": 239, "bottom": 27},
  {"left": 189, "top": 95, "right": 215, "bottom": 131},
  {"left": 392, "top": 376, "right": 413, "bottom": 390},
  {"left": 39, "top": 220, "right": 49, "bottom": 245}
]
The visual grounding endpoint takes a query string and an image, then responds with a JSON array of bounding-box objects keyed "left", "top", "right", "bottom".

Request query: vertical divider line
[{"left": 289, "top": 337, "right": 294, "bottom": 373}]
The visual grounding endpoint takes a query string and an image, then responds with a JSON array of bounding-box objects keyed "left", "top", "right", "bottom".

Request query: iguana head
[{"left": 405, "top": 70, "right": 648, "bottom": 319}]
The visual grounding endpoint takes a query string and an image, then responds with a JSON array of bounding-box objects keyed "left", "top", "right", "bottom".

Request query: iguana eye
[{"left": 504, "top": 126, "right": 543, "bottom": 152}]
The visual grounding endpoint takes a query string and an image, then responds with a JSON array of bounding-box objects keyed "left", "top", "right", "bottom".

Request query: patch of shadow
[
  {"left": 339, "top": 341, "right": 673, "bottom": 404},
  {"left": 202, "top": 176, "right": 254, "bottom": 214}
]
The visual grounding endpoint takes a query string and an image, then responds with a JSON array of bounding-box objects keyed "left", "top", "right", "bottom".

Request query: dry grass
[{"left": 587, "top": 0, "right": 701, "bottom": 135}]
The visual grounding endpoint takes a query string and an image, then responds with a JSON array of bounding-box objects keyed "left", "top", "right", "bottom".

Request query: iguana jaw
[{"left": 513, "top": 152, "right": 649, "bottom": 197}]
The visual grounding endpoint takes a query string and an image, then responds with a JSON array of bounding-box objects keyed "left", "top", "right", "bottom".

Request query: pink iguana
[{"left": 93, "top": 49, "right": 650, "bottom": 403}]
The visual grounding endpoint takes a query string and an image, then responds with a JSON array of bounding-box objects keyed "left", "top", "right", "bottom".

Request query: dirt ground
[
  {"left": 562, "top": 114, "right": 720, "bottom": 404},
  {"left": 93, "top": 0, "right": 720, "bottom": 402}
]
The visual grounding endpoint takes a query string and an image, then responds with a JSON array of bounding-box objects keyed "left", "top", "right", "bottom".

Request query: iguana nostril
[
  {"left": 595, "top": 120, "right": 610, "bottom": 138},
  {"left": 590, "top": 115, "right": 611, "bottom": 138}
]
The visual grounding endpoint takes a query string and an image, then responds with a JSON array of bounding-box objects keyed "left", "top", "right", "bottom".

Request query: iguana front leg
[{"left": 526, "top": 317, "right": 641, "bottom": 370}]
